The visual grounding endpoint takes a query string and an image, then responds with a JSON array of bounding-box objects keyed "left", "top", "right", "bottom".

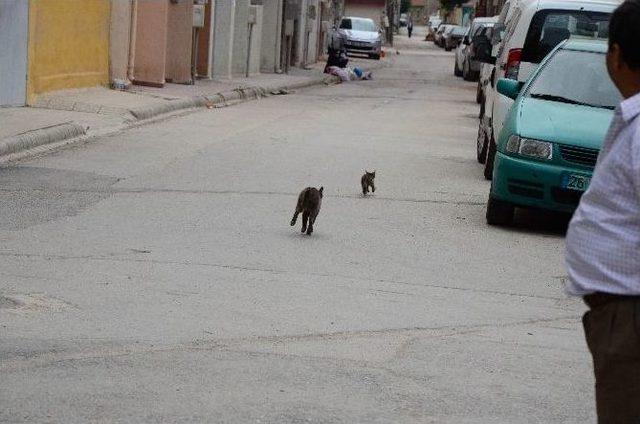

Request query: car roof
[
  {"left": 529, "top": 0, "right": 621, "bottom": 9},
  {"left": 561, "top": 38, "right": 609, "bottom": 53}
]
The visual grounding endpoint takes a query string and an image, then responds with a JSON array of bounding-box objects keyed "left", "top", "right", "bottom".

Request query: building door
[{"left": 0, "top": 0, "right": 29, "bottom": 106}]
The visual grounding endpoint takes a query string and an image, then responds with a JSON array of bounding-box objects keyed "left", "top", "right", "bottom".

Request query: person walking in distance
[
  {"left": 407, "top": 16, "right": 414, "bottom": 38},
  {"left": 565, "top": 1, "right": 640, "bottom": 422}
]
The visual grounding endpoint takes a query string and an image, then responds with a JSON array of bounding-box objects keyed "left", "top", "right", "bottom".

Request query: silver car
[
  {"left": 454, "top": 17, "right": 498, "bottom": 81},
  {"left": 338, "top": 17, "right": 382, "bottom": 60}
]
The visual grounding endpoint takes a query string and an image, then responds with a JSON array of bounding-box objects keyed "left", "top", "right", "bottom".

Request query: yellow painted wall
[{"left": 27, "top": 0, "right": 110, "bottom": 103}]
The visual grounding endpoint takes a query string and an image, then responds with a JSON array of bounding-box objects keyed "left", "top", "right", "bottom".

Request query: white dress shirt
[{"left": 565, "top": 91, "right": 640, "bottom": 296}]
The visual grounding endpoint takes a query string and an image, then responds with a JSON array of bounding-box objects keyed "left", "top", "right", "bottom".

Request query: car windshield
[
  {"left": 527, "top": 49, "right": 621, "bottom": 110},
  {"left": 340, "top": 18, "right": 376, "bottom": 32},
  {"left": 452, "top": 27, "right": 467, "bottom": 36}
]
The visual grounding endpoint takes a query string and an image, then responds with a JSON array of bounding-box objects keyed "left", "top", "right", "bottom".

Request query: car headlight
[{"left": 505, "top": 135, "right": 553, "bottom": 160}]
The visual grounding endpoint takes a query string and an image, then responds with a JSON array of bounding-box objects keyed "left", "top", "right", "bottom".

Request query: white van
[{"left": 476, "top": 0, "right": 620, "bottom": 179}]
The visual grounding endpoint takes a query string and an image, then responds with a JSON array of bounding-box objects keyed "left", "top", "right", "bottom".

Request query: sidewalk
[{"left": 0, "top": 57, "right": 387, "bottom": 163}]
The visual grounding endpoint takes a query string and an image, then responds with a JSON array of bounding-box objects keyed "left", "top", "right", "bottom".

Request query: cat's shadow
[{"left": 285, "top": 230, "right": 329, "bottom": 240}]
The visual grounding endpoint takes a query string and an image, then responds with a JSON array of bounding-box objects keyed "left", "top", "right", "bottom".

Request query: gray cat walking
[
  {"left": 290, "top": 186, "right": 323, "bottom": 235},
  {"left": 361, "top": 170, "right": 376, "bottom": 195}
]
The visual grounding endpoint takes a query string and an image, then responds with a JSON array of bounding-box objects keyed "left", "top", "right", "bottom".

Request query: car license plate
[{"left": 562, "top": 174, "right": 591, "bottom": 191}]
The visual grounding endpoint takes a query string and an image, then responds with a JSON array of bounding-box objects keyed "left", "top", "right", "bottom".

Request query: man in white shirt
[{"left": 565, "top": 1, "right": 640, "bottom": 421}]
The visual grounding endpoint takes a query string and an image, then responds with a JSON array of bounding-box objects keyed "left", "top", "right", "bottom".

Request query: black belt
[{"left": 584, "top": 292, "right": 640, "bottom": 309}]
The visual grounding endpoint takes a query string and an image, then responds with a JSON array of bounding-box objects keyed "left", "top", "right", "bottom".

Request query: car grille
[
  {"left": 552, "top": 187, "right": 584, "bottom": 206},
  {"left": 508, "top": 179, "right": 544, "bottom": 199},
  {"left": 508, "top": 185, "right": 544, "bottom": 199},
  {"left": 559, "top": 145, "right": 599, "bottom": 167},
  {"left": 345, "top": 44, "right": 374, "bottom": 51},
  {"left": 347, "top": 41, "right": 373, "bottom": 47}
]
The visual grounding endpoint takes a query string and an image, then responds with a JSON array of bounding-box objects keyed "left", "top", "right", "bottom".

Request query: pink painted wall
[
  {"left": 134, "top": 0, "right": 168, "bottom": 86},
  {"left": 165, "top": 1, "right": 193, "bottom": 84}
]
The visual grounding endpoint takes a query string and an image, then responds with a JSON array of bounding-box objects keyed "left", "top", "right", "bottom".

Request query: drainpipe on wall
[
  {"left": 127, "top": 0, "right": 138, "bottom": 82},
  {"left": 246, "top": 6, "right": 257, "bottom": 78},
  {"left": 207, "top": 0, "right": 215, "bottom": 78},
  {"left": 246, "top": 21, "right": 254, "bottom": 78}
]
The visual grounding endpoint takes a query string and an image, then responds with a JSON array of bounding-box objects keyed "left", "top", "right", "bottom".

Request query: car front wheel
[
  {"left": 462, "top": 60, "right": 469, "bottom": 80},
  {"left": 486, "top": 194, "right": 515, "bottom": 226},
  {"left": 484, "top": 137, "right": 496, "bottom": 180},
  {"left": 454, "top": 59, "right": 463, "bottom": 77},
  {"left": 477, "top": 125, "right": 488, "bottom": 164}
]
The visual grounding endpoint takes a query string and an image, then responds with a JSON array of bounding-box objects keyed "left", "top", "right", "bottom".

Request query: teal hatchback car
[{"left": 486, "top": 39, "right": 620, "bottom": 226}]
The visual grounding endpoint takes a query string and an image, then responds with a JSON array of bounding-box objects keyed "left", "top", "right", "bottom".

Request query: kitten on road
[
  {"left": 361, "top": 170, "right": 376, "bottom": 195},
  {"left": 290, "top": 186, "right": 323, "bottom": 235}
]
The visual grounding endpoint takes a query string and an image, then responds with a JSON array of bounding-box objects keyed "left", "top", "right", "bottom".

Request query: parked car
[
  {"left": 455, "top": 27, "right": 471, "bottom": 76},
  {"left": 444, "top": 25, "right": 467, "bottom": 51},
  {"left": 476, "top": 26, "right": 496, "bottom": 103},
  {"left": 476, "top": 0, "right": 520, "bottom": 108},
  {"left": 428, "top": 15, "right": 442, "bottom": 29},
  {"left": 338, "top": 17, "right": 383, "bottom": 60},
  {"left": 426, "top": 16, "right": 443, "bottom": 41},
  {"left": 486, "top": 39, "right": 620, "bottom": 225},
  {"left": 399, "top": 13, "right": 408, "bottom": 27},
  {"left": 474, "top": 0, "right": 618, "bottom": 180},
  {"left": 434, "top": 24, "right": 453, "bottom": 47},
  {"left": 455, "top": 17, "right": 498, "bottom": 81}
]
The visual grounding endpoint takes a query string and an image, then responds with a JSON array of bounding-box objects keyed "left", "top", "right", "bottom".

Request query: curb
[
  {"left": 129, "top": 74, "right": 337, "bottom": 120},
  {"left": 0, "top": 122, "right": 86, "bottom": 157},
  {"left": 0, "top": 70, "right": 356, "bottom": 164},
  {"left": 130, "top": 97, "right": 208, "bottom": 121}
]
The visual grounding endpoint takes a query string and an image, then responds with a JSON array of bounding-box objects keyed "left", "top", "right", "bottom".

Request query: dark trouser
[
  {"left": 583, "top": 293, "right": 640, "bottom": 423},
  {"left": 408, "top": 27, "right": 412, "bottom": 38}
]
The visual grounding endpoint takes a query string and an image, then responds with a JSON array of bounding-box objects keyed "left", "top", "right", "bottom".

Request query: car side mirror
[{"left": 496, "top": 78, "right": 523, "bottom": 100}]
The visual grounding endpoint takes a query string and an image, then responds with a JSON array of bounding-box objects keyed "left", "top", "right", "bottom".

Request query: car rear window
[
  {"left": 521, "top": 10, "right": 611, "bottom": 63},
  {"left": 472, "top": 22, "right": 494, "bottom": 37},
  {"left": 526, "top": 49, "right": 621, "bottom": 110}
]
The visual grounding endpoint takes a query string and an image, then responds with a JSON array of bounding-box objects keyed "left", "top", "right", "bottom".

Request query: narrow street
[{"left": 1, "top": 31, "right": 590, "bottom": 423}]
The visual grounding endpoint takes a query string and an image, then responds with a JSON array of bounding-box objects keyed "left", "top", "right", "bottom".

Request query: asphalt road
[{"left": 0, "top": 32, "right": 592, "bottom": 423}]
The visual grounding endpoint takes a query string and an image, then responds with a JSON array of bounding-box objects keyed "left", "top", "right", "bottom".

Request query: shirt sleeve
[{"left": 633, "top": 123, "right": 640, "bottom": 201}]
